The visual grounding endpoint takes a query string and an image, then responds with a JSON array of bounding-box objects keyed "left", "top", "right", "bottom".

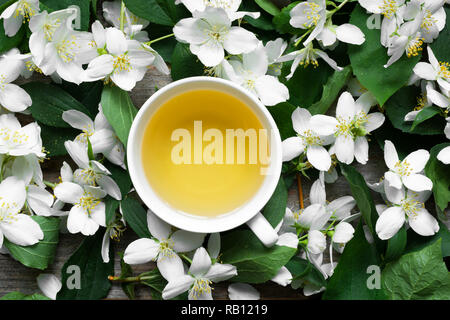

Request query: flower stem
[
  {"left": 108, "top": 273, "right": 159, "bottom": 283},
  {"left": 179, "top": 253, "right": 192, "bottom": 264},
  {"left": 145, "top": 33, "right": 175, "bottom": 46},
  {"left": 44, "top": 180, "right": 57, "bottom": 189},
  {"left": 329, "top": 0, "right": 350, "bottom": 14},
  {"left": 119, "top": 1, "right": 126, "bottom": 32},
  {"left": 296, "top": 173, "right": 304, "bottom": 210},
  {"left": 294, "top": 29, "right": 312, "bottom": 47}
]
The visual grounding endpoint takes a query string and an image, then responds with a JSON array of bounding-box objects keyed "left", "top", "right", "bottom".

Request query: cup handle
[{"left": 247, "top": 212, "right": 279, "bottom": 248}]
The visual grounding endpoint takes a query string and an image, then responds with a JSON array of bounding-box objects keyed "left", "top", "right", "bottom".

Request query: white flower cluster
[
  {"left": 173, "top": 0, "right": 289, "bottom": 106},
  {"left": 408, "top": 46, "right": 450, "bottom": 164},
  {"left": 0, "top": 0, "right": 169, "bottom": 91},
  {"left": 370, "top": 140, "right": 439, "bottom": 240},
  {"left": 273, "top": 172, "right": 358, "bottom": 295},
  {"left": 282, "top": 91, "right": 385, "bottom": 172},
  {"left": 278, "top": 0, "right": 366, "bottom": 78},
  {"left": 0, "top": 113, "right": 49, "bottom": 249},
  {"left": 123, "top": 210, "right": 237, "bottom": 300},
  {"left": 359, "top": 0, "right": 447, "bottom": 67}
]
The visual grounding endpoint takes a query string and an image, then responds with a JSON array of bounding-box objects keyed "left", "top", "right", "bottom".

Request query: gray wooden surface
[{"left": 0, "top": 67, "right": 388, "bottom": 299}]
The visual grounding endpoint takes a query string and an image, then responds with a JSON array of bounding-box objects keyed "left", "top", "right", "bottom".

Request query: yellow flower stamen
[
  {"left": 190, "top": 279, "right": 212, "bottom": 299},
  {"left": 406, "top": 36, "right": 424, "bottom": 58},
  {"left": 113, "top": 54, "right": 132, "bottom": 72},
  {"left": 379, "top": 0, "right": 398, "bottom": 19},
  {"left": 303, "top": 2, "right": 321, "bottom": 29}
]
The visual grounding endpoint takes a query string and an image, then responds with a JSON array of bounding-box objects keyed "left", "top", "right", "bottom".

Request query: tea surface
[{"left": 141, "top": 89, "right": 268, "bottom": 217}]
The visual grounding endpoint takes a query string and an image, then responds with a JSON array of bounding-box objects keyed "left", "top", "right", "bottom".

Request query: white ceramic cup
[{"left": 127, "top": 77, "right": 282, "bottom": 247}]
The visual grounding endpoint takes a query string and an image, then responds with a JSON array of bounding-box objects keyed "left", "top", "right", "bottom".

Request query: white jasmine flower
[
  {"left": 413, "top": 46, "right": 450, "bottom": 92},
  {"left": 332, "top": 221, "right": 355, "bottom": 246},
  {"left": 53, "top": 182, "right": 107, "bottom": 236},
  {"left": 173, "top": 6, "right": 259, "bottom": 67},
  {"left": 0, "top": 0, "right": 39, "bottom": 37},
  {"left": 36, "top": 274, "right": 61, "bottom": 300},
  {"left": 375, "top": 186, "right": 439, "bottom": 239},
  {"left": 0, "top": 177, "right": 43, "bottom": 248},
  {"left": 402, "top": 0, "right": 446, "bottom": 43},
  {"left": 359, "top": 0, "right": 406, "bottom": 47},
  {"left": 64, "top": 140, "right": 122, "bottom": 200},
  {"left": 29, "top": 8, "right": 78, "bottom": 66},
  {"left": 62, "top": 107, "right": 125, "bottom": 168},
  {"left": 383, "top": 140, "right": 433, "bottom": 192},
  {"left": 317, "top": 22, "right": 365, "bottom": 47},
  {"left": 311, "top": 92, "right": 384, "bottom": 164},
  {"left": 289, "top": 0, "right": 327, "bottom": 45},
  {"left": 141, "top": 43, "right": 170, "bottom": 75},
  {"left": 307, "top": 229, "right": 327, "bottom": 254},
  {"left": 404, "top": 81, "right": 434, "bottom": 121},
  {"left": 265, "top": 38, "right": 287, "bottom": 76},
  {"left": 309, "top": 172, "right": 357, "bottom": 221},
  {"left": 102, "top": 0, "right": 150, "bottom": 40},
  {"left": 223, "top": 43, "right": 289, "bottom": 106},
  {"left": 124, "top": 210, "right": 205, "bottom": 282},
  {"left": 0, "top": 114, "right": 45, "bottom": 157},
  {"left": 278, "top": 43, "right": 342, "bottom": 80},
  {"left": 228, "top": 283, "right": 260, "bottom": 300},
  {"left": 384, "top": 17, "right": 424, "bottom": 68},
  {"left": 282, "top": 107, "right": 333, "bottom": 171},
  {"left": 162, "top": 247, "right": 237, "bottom": 300},
  {"left": 38, "top": 24, "right": 96, "bottom": 84},
  {"left": 83, "top": 24, "right": 155, "bottom": 91},
  {"left": 0, "top": 50, "right": 32, "bottom": 112},
  {"left": 176, "top": 0, "right": 260, "bottom": 20},
  {"left": 271, "top": 266, "right": 293, "bottom": 286}
]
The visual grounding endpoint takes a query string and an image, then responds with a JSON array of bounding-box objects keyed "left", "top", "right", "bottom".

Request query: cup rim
[{"left": 127, "top": 76, "right": 282, "bottom": 233}]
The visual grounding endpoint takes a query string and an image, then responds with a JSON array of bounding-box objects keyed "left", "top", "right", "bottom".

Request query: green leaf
[
  {"left": 281, "top": 61, "right": 333, "bottom": 108},
  {"left": 1, "top": 292, "right": 51, "bottom": 300},
  {"left": 340, "top": 164, "right": 381, "bottom": 250},
  {"left": 0, "top": 24, "right": 25, "bottom": 54},
  {"left": 39, "top": 124, "right": 78, "bottom": 157},
  {"left": 221, "top": 230, "right": 297, "bottom": 283},
  {"left": 430, "top": 6, "right": 450, "bottom": 62},
  {"left": 323, "top": 223, "right": 387, "bottom": 300},
  {"left": 384, "top": 225, "right": 407, "bottom": 263},
  {"left": 385, "top": 86, "right": 445, "bottom": 135},
  {"left": 105, "top": 196, "right": 120, "bottom": 226},
  {"left": 425, "top": 143, "right": 450, "bottom": 211},
  {"left": 60, "top": 81, "right": 104, "bottom": 116},
  {"left": 405, "top": 222, "right": 450, "bottom": 258},
  {"left": 123, "top": 0, "right": 186, "bottom": 26},
  {"left": 286, "top": 256, "right": 326, "bottom": 288},
  {"left": 171, "top": 42, "right": 204, "bottom": 81},
  {"left": 308, "top": 66, "right": 353, "bottom": 115},
  {"left": 120, "top": 197, "right": 151, "bottom": 238},
  {"left": 40, "top": 0, "right": 91, "bottom": 31},
  {"left": 382, "top": 239, "right": 450, "bottom": 299},
  {"left": 105, "top": 162, "right": 133, "bottom": 197},
  {"left": 272, "top": 2, "right": 302, "bottom": 34},
  {"left": 23, "top": 82, "right": 92, "bottom": 128},
  {"left": 268, "top": 102, "right": 296, "bottom": 140},
  {"left": 101, "top": 85, "right": 138, "bottom": 148},
  {"left": 4, "top": 217, "right": 60, "bottom": 270},
  {"left": 239, "top": 0, "right": 275, "bottom": 31},
  {"left": 254, "top": 0, "right": 280, "bottom": 16},
  {"left": 262, "top": 176, "right": 288, "bottom": 228},
  {"left": 348, "top": 4, "right": 421, "bottom": 106},
  {"left": 57, "top": 230, "right": 114, "bottom": 300},
  {"left": 410, "top": 106, "right": 443, "bottom": 131}
]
